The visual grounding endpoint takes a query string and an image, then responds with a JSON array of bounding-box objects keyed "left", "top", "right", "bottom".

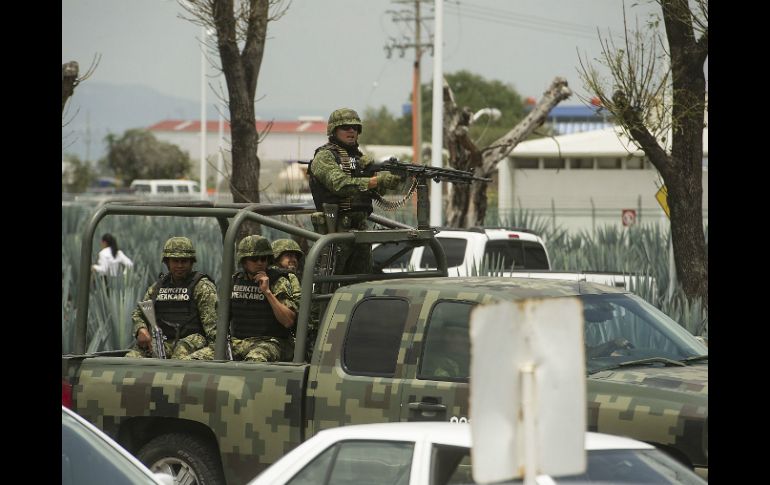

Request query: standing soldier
[
  {"left": 125, "top": 237, "right": 217, "bottom": 359},
  {"left": 307, "top": 107, "right": 404, "bottom": 275}
]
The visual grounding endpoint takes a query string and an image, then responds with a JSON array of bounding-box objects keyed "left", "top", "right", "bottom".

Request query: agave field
[{"left": 62, "top": 201, "right": 707, "bottom": 354}]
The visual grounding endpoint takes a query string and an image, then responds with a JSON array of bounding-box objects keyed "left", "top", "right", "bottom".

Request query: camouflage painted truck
[{"left": 62, "top": 202, "right": 708, "bottom": 485}]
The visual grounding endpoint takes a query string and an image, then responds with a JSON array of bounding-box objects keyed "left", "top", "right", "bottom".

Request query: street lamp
[
  {"left": 200, "top": 27, "right": 214, "bottom": 200},
  {"left": 471, "top": 108, "right": 501, "bottom": 123}
]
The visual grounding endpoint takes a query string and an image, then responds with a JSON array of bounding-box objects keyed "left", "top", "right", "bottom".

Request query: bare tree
[
  {"left": 181, "top": 0, "right": 290, "bottom": 210},
  {"left": 62, "top": 55, "right": 100, "bottom": 116},
  {"left": 578, "top": 0, "right": 708, "bottom": 304},
  {"left": 444, "top": 77, "right": 572, "bottom": 227}
]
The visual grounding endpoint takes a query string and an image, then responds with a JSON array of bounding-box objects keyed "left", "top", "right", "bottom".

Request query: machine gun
[
  {"left": 364, "top": 157, "right": 491, "bottom": 229},
  {"left": 137, "top": 300, "right": 167, "bottom": 359},
  {"left": 298, "top": 157, "right": 490, "bottom": 229},
  {"left": 363, "top": 157, "right": 491, "bottom": 184}
]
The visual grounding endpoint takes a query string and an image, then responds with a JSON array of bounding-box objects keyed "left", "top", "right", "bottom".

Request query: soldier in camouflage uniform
[
  {"left": 272, "top": 238, "right": 313, "bottom": 359},
  {"left": 271, "top": 238, "right": 303, "bottom": 314},
  {"left": 307, "top": 108, "right": 404, "bottom": 275},
  {"left": 190, "top": 235, "right": 301, "bottom": 362},
  {"left": 125, "top": 237, "right": 218, "bottom": 359},
  {"left": 271, "top": 239, "right": 304, "bottom": 274}
]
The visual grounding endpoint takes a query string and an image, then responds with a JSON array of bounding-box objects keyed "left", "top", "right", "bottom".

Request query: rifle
[
  {"left": 320, "top": 203, "right": 339, "bottom": 294},
  {"left": 137, "top": 300, "right": 167, "bottom": 359},
  {"left": 364, "top": 157, "right": 492, "bottom": 229}
]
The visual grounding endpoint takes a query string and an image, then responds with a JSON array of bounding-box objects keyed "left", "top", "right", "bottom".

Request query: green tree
[
  {"left": 422, "top": 71, "right": 528, "bottom": 148},
  {"left": 101, "top": 129, "right": 192, "bottom": 185},
  {"left": 360, "top": 106, "right": 411, "bottom": 146},
  {"left": 578, "top": 0, "right": 708, "bottom": 304},
  {"left": 62, "top": 154, "right": 96, "bottom": 193},
  {"left": 362, "top": 71, "right": 529, "bottom": 154}
]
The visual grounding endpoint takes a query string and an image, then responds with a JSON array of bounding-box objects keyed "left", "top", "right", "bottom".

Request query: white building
[
  {"left": 148, "top": 118, "right": 327, "bottom": 196},
  {"left": 497, "top": 126, "right": 708, "bottom": 232}
]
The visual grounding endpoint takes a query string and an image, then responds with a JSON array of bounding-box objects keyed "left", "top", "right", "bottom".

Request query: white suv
[{"left": 373, "top": 227, "right": 551, "bottom": 275}]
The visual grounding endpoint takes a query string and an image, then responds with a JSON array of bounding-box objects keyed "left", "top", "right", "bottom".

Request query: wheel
[{"left": 137, "top": 433, "right": 225, "bottom": 485}]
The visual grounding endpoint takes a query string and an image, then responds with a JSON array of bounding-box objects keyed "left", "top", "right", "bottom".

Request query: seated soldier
[{"left": 125, "top": 237, "right": 217, "bottom": 359}]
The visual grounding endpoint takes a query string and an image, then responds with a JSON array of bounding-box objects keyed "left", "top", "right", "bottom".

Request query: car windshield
[
  {"left": 62, "top": 409, "right": 160, "bottom": 485},
  {"left": 440, "top": 447, "right": 704, "bottom": 484},
  {"left": 581, "top": 294, "right": 707, "bottom": 374}
]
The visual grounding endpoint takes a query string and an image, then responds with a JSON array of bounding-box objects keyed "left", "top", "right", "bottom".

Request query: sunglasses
[
  {"left": 338, "top": 124, "right": 361, "bottom": 132},
  {"left": 245, "top": 256, "right": 270, "bottom": 263}
]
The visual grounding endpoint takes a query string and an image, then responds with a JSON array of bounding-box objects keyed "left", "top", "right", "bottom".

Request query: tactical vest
[
  {"left": 308, "top": 142, "right": 373, "bottom": 215},
  {"left": 151, "top": 272, "right": 207, "bottom": 341},
  {"left": 230, "top": 272, "right": 291, "bottom": 340}
]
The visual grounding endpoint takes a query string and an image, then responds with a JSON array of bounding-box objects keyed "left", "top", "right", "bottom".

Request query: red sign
[{"left": 622, "top": 209, "right": 637, "bottom": 227}]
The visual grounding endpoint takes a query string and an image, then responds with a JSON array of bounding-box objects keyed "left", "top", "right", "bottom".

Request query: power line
[{"left": 444, "top": 3, "right": 620, "bottom": 41}]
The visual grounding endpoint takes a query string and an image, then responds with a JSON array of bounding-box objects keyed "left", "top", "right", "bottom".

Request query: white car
[
  {"left": 373, "top": 227, "right": 551, "bottom": 275},
  {"left": 247, "top": 422, "right": 704, "bottom": 485},
  {"left": 62, "top": 406, "right": 172, "bottom": 485}
]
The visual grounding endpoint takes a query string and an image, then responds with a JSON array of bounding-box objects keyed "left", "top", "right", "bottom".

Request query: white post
[
  {"left": 668, "top": 233, "right": 677, "bottom": 301},
  {"left": 430, "top": 0, "right": 444, "bottom": 227},
  {"left": 199, "top": 26, "right": 208, "bottom": 200},
  {"left": 217, "top": 114, "right": 224, "bottom": 199},
  {"left": 522, "top": 363, "right": 537, "bottom": 485}
]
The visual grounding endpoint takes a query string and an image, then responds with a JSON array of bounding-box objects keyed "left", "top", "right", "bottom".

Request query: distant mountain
[
  {"left": 62, "top": 82, "right": 203, "bottom": 161},
  {"left": 61, "top": 81, "right": 302, "bottom": 162}
]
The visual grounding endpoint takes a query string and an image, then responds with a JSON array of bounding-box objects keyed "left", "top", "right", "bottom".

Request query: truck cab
[{"left": 373, "top": 227, "right": 551, "bottom": 274}]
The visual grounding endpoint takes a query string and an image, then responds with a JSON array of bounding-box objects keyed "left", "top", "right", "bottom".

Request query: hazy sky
[{"left": 62, "top": 0, "right": 662, "bottom": 120}]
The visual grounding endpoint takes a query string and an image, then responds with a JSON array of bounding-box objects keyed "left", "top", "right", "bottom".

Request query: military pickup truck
[{"left": 62, "top": 202, "right": 708, "bottom": 485}]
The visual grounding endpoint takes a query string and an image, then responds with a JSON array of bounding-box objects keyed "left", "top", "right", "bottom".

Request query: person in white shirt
[{"left": 92, "top": 233, "right": 134, "bottom": 276}]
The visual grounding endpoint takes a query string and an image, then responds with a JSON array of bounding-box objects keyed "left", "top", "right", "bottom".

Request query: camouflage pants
[
  {"left": 124, "top": 333, "right": 208, "bottom": 359},
  {"left": 311, "top": 211, "right": 372, "bottom": 276},
  {"left": 232, "top": 336, "right": 294, "bottom": 362}
]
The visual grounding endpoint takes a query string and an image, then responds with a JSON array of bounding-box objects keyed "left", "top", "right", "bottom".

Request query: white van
[{"left": 130, "top": 179, "right": 201, "bottom": 197}]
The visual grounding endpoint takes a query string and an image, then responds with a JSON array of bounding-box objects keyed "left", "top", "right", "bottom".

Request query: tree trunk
[
  {"left": 213, "top": 0, "right": 270, "bottom": 236},
  {"left": 444, "top": 77, "right": 572, "bottom": 227},
  {"left": 663, "top": 0, "right": 708, "bottom": 304},
  {"left": 62, "top": 61, "right": 79, "bottom": 114}
]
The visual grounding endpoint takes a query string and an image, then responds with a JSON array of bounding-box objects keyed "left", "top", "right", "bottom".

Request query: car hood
[{"left": 589, "top": 364, "right": 707, "bottom": 396}]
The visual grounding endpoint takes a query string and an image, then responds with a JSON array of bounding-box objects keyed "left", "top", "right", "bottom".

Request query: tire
[{"left": 137, "top": 433, "right": 225, "bottom": 485}]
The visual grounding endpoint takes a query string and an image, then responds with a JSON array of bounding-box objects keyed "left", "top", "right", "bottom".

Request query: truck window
[
  {"left": 287, "top": 441, "right": 414, "bottom": 485},
  {"left": 372, "top": 241, "right": 414, "bottom": 270},
  {"left": 157, "top": 185, "right": 174, "bottom": 193},
  {"left": 420, "top": 238, "right": 467, "bottom": 268},
  {"left": 484, "top": 240, "right": 549, "bottom": 270},
  {"left": 522, "top": 241, "right": 549, "bottom": 269},
  {"left": 418, "top": 301, "right": 474, "bottom": 381},
  {"left": 343, "top": 298, "right": 409, "bottom": 377}
]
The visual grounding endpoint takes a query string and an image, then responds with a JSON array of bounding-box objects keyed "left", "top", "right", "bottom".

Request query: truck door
[
  {"left": 399, "top": 300, "right": 475, "bottom": 423},
  {"left": 307, "top": 295, "right": 415, "bottom": 437}
]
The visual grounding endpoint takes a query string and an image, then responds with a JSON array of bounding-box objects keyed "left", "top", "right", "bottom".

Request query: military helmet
[
  {"left": 237, "top": 235, "right": 274, "bottom": 261},
  {"left": 272, "top": 239, "right": 304, "bottom": 260},
  {"left": 327, "top": 108, "right": 363, "bottom": 137},
  {"left": 161, "top": 236, "right": 196, "bottom": 262}
]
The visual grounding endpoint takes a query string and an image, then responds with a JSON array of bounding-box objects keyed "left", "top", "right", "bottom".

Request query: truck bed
[{"left": 72, "top": 356, "right": 310, "bottom": 484}]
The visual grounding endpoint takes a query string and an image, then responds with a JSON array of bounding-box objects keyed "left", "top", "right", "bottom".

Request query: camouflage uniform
[
  {"left": 125, "top": 237, "right": 218, "bottom": 359},
  {"left": 188, "top": 236, "right": 300, "bottom": 362},
  {"left": 308, "top": 108, "right": 403, "bottom": 276}
]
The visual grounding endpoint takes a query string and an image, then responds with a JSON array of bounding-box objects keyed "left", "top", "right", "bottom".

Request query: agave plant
[{"left": 63, "top": 200, "right": 708, "bottom": 351}]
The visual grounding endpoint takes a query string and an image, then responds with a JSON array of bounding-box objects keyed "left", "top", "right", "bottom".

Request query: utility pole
[
  {"left": 84, "top": 110, "right": 91, "bottom": 164},
  {"left": 385, "top": 1, "right": 433, "bottom": 163}
]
